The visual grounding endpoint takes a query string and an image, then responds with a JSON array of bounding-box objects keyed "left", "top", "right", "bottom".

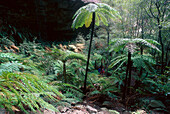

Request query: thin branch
[
  {"left": 155, "top": 1, "right": 161, "bottom": 19},
  {"left": 144, "top": 7, "right": 152, "bottom": 18},
  {"left": 161, "top": 0, "right": 168, "bottom": 21},
  {"left": 149, "top": 0, "right": 157, "bottom": 19}
]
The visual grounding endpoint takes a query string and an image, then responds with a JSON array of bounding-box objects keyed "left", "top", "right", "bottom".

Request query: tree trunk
[
  {"left": 105, "top": 28, "right": 110, "bottom": 77},
  {"left": 159, "top": 25, "right": 164, "bottom": 74},
  {"left": 139, "top": 14, "right": 144, "bottom": 78},
  {"left": 122, "top": 62, "right": 128, "bottom": 101},
  {"left": 165, "top": 46, "right": 168, "bottom": 66},
  {"left": 127, "top": 52, "right": 132, "bottom": 95},
  {"left": 122, "top": 52, "right": 131, "bottom": 101},
  {"left": 63, "top": 62, "right": 66, "bottom": 83},
  {"left": 94, "top": 60, "right": 97, "bottom": 69},
  {"left": 83, "top": 12, "right": 95, "bottom": 94}
]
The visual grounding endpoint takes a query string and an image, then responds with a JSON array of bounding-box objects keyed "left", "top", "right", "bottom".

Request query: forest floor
[{"left": 24, "top": 94, "right": 165, "bottom": 114}]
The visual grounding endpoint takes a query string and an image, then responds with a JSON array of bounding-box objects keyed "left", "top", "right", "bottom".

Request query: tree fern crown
[
  {"left": 109, "top": 38, "right": 161, "bottom": 54},
  {"left": 71, "top": 3, "right": 121, "bottom": 29}
]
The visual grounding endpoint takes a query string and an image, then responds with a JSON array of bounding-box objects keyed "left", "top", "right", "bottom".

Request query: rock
[
  {"left": 68, "top": 45, "right": 77, "bottom": 49},
  {"left": 97, "top": 111, "right": 110, "bottom": 114},
  {"left": 109, "top": 110, "right": 120, "bottom": 114},
  {"left": 62, "top": 102, "right": 71, "bottom": 108},
  {"left": 57, "top": 106, "right": 69, "bottom": 113},
  {"left": 123, "top": 111, "right": 131, "bottom": 114},
  {"left": 61, "top": 107, "right": 69, "bottom": 113},
  {"left": 101, "top": 107, "right": 109, "bottom": 112},
  {"left": 64, "top": 109, "right": 74, "bottom": 114},
  {"left": 76, "top": 43, "right": 85, "bottom": 49},
  {"left": 75, "top": 104, "right": 85, "bottom": 109},
  {"left": 72, "top": 110, "right": 89, "bottom": 114},
  {"left": 71, "top": 104, "right": 89, "bottom": 114},
  {"left": 86, "top": 105, "right": 98, "bottom": 113},
  {"left": 102, "top": 101, "right": 114, "bottom": 107},
  {"left": 114, "top": 107, "right": 126, "bottom": 112},
  {"left": 132, "top": 109, "right": 147, "bottom": 114},
  {"left": 57, "top": 106, "right": 63, "bottom": 112},
  {"left": 44, "top": 109, "right": 55, "bottom": 114}
]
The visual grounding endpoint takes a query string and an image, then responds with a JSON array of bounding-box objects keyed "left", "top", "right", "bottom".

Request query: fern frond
[
  {"left": 0, "top": 72, "right": 64, "bottom": 113},
  {"left": 109, "top": 56, "right": 127, "bottom": 68},
  {"left": 72, "top": 3, "right": 121, "bottom": 29},
  {"left": 64, "top": 53, "right": 86, "bottom": 62},
  {"left": 96, "top": 3, "right": 121, "bottom": 19},
  {"left": 0, "top": 52, "right": 20, "bottom": 62},
  {"left": 113, "top": 59, "right": 127, "bottom": 72},
  {"left": 0, "top": 61, "right": 27, "bottom": 74},
  {"left": 132, "top": 54, "right": 156, "bottom": 72},
  {"left": 109, "top": 38, "right": 161, "bottom": 53}
]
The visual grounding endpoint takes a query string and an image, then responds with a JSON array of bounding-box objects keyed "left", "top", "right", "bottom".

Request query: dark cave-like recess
[{"left": 0, "top": 0, "right": 88, "bottom": 42}]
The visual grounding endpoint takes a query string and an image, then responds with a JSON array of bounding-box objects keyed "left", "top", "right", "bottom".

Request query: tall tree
[{"left": 144, "top": 0, "right": 168, "bottom": 74}]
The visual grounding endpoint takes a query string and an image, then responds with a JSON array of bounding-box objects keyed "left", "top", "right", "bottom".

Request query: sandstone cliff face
[{"left": 0, "top": 0, "right": 87, "bottom": 41}]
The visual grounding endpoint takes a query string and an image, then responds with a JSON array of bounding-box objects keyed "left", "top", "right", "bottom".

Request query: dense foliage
[{"left": 0, "top": 0, "right": 169, "bottom": 113}]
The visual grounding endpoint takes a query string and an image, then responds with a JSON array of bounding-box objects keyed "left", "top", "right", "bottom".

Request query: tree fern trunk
[
  {"left": 165, "top": 46, "right": 168, "bottom": 66},
  {"left": 94, "top": 60, "right": 97, "bottom": 69},
  {"left": 159, "top": 25, "right": 164, "bottom": 74},
  {"left": 63, "top": 62, "right": 66, "bottom": 83},
  {"left": 122, "top": 60, "right": 129, "bottom": 101},
  {"left": 105, "top": 28, "right": 110, "bottom": 77},
  {"left": 123, "top": 51, "right": 131, "bottom": 101},
  {"left": 127, "top": 52, "right": 132, "bottom": 95},
  {"left": 83, "top": 12, "right": 95, "bottom": 94}
]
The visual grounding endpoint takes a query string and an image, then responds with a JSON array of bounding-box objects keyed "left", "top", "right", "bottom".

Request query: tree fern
[
  {"left": 109, "top": 38, "right": 160, "bottom": 72},
  {"left": 109, "top": 51, "right": 157, "bottom": 73},
  {"left": 109, "top": 38, "right": 160, "bottom": 100},
  {"left": 72, "top": 2, "right": 121, "bottom": 93},
  {"left": 48, "top": 48, "right": 87, "bottom": 83},
  {"left": 72, "top": 2, "right": 121, "bottom": 29}
]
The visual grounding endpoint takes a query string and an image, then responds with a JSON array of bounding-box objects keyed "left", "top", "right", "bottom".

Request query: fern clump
[
  {"left": 0, "top": 72, "right": 64, "bottom": 113},
  {"left": 0, "top": 52, "right": 20, "bottom": 62},
  {"left": 47, "top": 48, "right": 87, "bottom": 83}
]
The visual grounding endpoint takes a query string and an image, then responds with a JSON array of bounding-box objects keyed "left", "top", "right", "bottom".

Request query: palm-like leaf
[
  {"left": 72, "top": 3, "right": 121, "bottom": 29},
  {"left": 64, "top": 53, "right": 87, "bottom": 62},
  {"left": 109, "top": 38, "right": 161, "bottom": 53},
  {"left": 50, "top": 49, "right": 87, "bottom": 63},
  {"left": 109, "top": 51, "right": 157, "bottom": 73},
  {"left": 132, "top": 54, "right": 156, "bottom": 72}
]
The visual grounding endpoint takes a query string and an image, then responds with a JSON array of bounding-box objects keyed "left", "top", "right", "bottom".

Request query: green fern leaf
[
  {"left": 85, "top": 12, "right": 93, "bottom": 28},
  {"left": 95, "top": 13, "right": 100, "bottom": 26},
  {"left": 72, "top": 3, "right": 121, "bottom": 29},
  {"left": 97, "top": 12, "right": 108, "bottom": 26}
]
